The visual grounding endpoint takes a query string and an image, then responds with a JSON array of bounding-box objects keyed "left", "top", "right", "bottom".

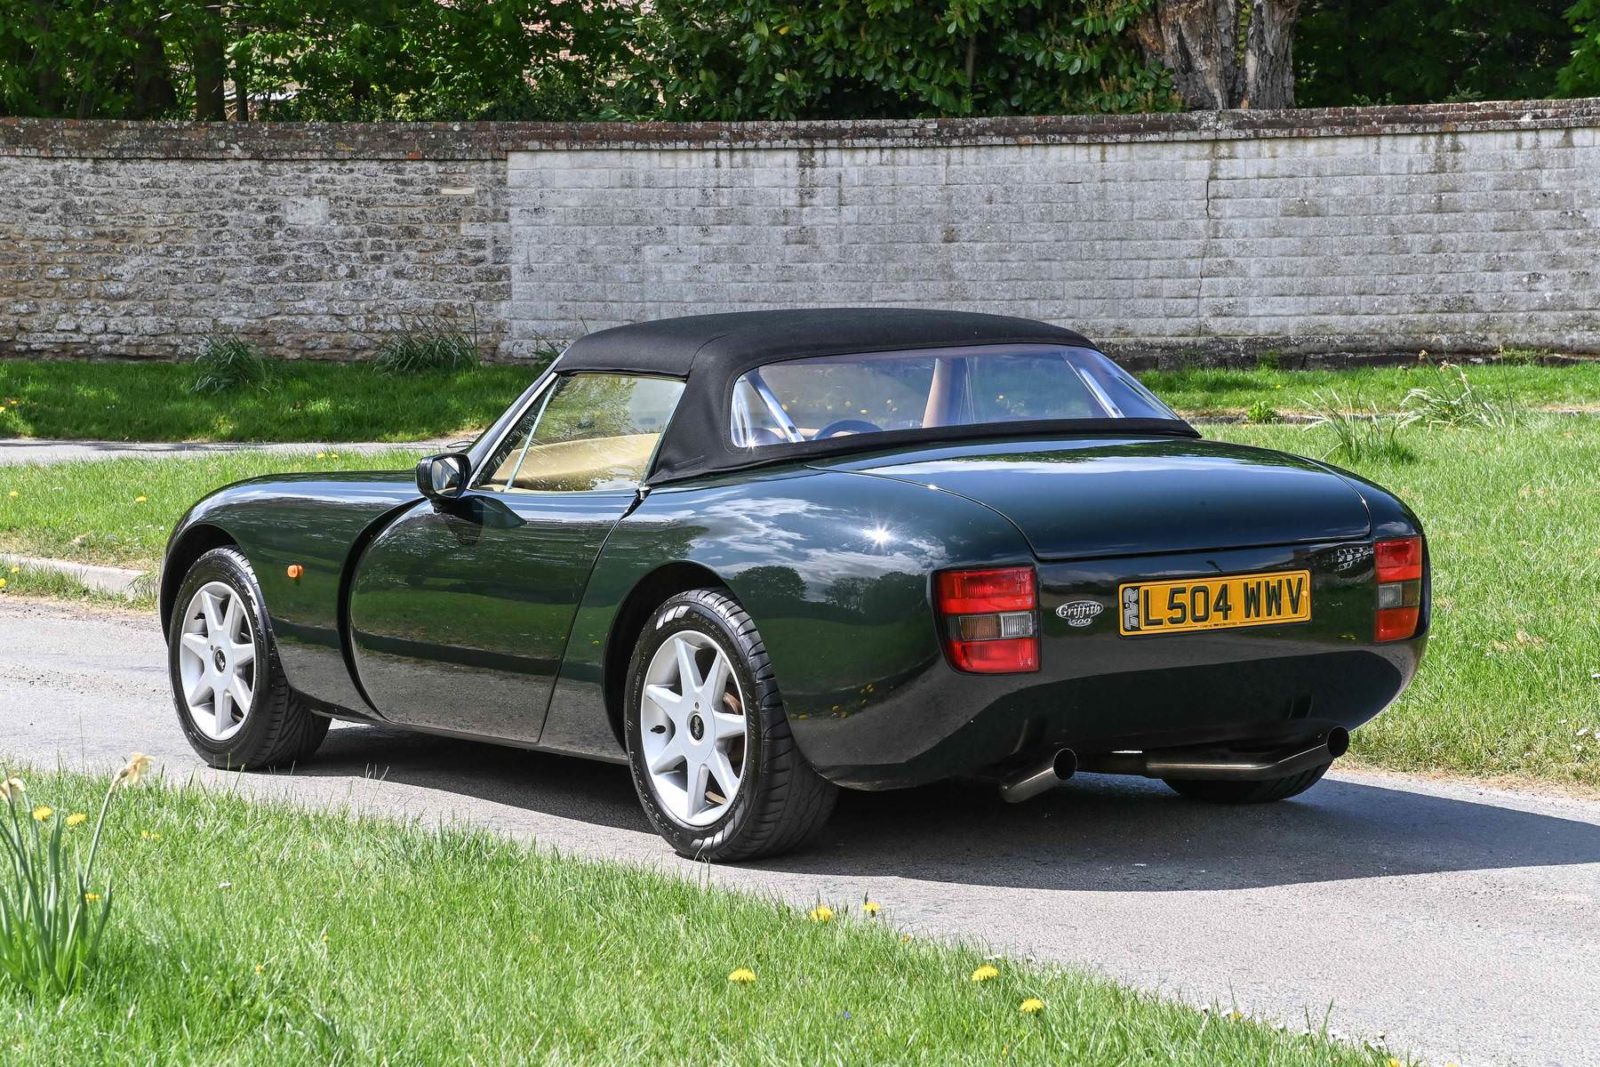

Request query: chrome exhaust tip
[{"left": 999, "top": 748, "right": 1078, "bottom": 804}]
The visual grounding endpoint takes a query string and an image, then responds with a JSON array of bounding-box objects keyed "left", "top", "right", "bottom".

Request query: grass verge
[
  {"left": 0, "top": 450, "right": 420, "bottom": 568},
  {"left": 3, "top": 358, "right": 1596, "bottom": 444},
  {"left": 1143, "top": 361, "right": 1600, "bottom": 417},
  {"left": 0, "top": 359, "right": 534, "bottom": 443},
  {"left": 0, "top": 767, "right": 1388, "bottom": 1065}
]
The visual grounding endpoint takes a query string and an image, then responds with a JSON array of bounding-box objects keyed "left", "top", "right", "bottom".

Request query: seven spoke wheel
[
  {"left": 639, "top": 631, "right": 748, "bottom": 826},
  {"left": 177, "top": 580, "right": 257, "bottom": 741},
  {"left": 167, "top": 546, "right": 329, "bottom": 769},
  {"left": 625, "top": 588, "right": 838, "bottom": 861}
]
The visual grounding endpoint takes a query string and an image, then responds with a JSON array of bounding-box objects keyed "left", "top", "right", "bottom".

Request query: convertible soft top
[{"left": 554, "top": 308, "right": 1195, "bottom": 484}]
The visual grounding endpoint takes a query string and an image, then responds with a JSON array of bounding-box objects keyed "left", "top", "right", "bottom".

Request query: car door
[{"left": 348, "top": 373, "right": 685, "bottom": 742}]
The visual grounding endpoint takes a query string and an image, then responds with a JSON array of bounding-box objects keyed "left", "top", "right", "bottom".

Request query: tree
[
  {"left": 1135, "top": 0, "right": 1303, "bottom": 109},
  {"left": 608, "top": 0, "right": 1176, "bottom": 121},
  {"left": 1561, "top": 0, "right": 1600, "bottom": 97},
  {"left": 1297, "top": 0, "right": 1571, "bottom": 107}
]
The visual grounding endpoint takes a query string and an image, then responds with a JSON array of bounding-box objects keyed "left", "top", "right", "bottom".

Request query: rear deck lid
[{"left": 823, "top": 437, "right": 1372, "bottom": 560}]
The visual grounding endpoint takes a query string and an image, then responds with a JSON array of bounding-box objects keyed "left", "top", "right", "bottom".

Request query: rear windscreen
[{"left": 730, "top": 344, "right": 1178, "bottom": 448}]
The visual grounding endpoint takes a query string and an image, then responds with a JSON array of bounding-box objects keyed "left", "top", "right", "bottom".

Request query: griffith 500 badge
[{"left": 1055, "top": 600, "right": 1104, "bottom": 628}]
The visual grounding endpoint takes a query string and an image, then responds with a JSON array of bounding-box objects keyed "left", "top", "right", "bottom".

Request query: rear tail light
[
  {"left": 936, "top": 566, "right": 1039, "bottom": 673},
  {"left": 1373, "top": 536, "right": 1423, "bottom": 642}
]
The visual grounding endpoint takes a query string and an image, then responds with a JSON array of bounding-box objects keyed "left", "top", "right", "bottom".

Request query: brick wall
[{"left": 4, "top": 101, "right": 1599, "bottom": 362}]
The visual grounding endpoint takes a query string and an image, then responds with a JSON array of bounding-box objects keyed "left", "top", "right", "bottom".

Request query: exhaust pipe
[
  {"left": 999, "top": 748, "right": 1078, "bottom": 804},
  {"left": 1084, "top": 728, "right": 1349, "bottom": 782}
]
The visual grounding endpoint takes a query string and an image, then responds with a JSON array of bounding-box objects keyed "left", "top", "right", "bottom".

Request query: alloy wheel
[
  {"left": 176, "top": 580, "right": 257, "bottom": 742},
  {"left": 639, "top": 630, "right": 749, "bottom": 826}
]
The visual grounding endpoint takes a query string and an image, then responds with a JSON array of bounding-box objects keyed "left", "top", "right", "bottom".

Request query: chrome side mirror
[{"left": 416, "top": 452, "right": 470, "bottom": 501}]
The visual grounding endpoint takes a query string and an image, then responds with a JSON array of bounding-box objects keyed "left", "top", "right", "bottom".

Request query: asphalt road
[{"left": 4, "top": 597, "right": 1597, "bottom": 1066}]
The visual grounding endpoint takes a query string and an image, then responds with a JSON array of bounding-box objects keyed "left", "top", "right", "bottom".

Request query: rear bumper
[{"left": 792, "top": 539, "right": 1427, "bottom": 790}]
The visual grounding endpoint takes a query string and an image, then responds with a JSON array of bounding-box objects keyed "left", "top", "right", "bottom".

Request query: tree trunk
[
  {"left": 1242, "top": 0, "right": 1300, "bottom": 108},
  {"left": 1136, "top": 0, "right": 1241, "bottom": 110},
  {"left": 130, "top": 27, "right": 178, "bottom": 119},
  {"left": 1137, "top": 0, "right": 1302, "bottom": 109},
  {"left": 193, "top": 5, "right": 227, "bottom": 120}
]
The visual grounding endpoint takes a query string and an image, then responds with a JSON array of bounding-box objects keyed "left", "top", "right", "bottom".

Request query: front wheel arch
[{"left": 160, "top": 523, "right": 238, "bottom": 633}]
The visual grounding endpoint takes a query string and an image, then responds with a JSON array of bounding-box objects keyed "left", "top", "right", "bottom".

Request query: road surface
[{"left": 4, "top": 596, "right": 1596, "bottom": 1066}]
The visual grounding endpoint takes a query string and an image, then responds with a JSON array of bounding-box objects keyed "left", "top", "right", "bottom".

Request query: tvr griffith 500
[{"left": 162, "top": 309, "right": 1429, "bottom": 860}]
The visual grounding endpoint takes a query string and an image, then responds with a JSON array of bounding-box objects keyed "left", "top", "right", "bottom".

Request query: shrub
[
  {"left": 1245, "top": 398, "right": 1281, "bottom": 424},
  {"left": 1400, "top": 363, "right": 1520, "bottom": 429},
  {"left": 372, "top": 317, "right": 483, "bottom": 376},
  {"left": 191, "top": 336, "right": 272, "bottom": 395},
  {"left": 0, "top": 754, "right": 148, "bottom": 998},
  {"left": 1304, "top": 390, "right": 1415, "bottom": 465}
]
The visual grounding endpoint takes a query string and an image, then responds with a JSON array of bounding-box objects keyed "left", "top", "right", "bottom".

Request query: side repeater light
[
  {"left": 935, "top": 566, "right": 1039, "bottom": 674},
  {"left": 1373, "top": 537, "right": 1423, "bottom": 642}
]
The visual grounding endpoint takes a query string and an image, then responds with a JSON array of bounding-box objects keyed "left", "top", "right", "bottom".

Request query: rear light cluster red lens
[
  {"left": 1373, "top": 536, "right": 1424, "bottom": 642},
  {"left": 935, "top": 567, "right": 1039, "bottom": 674}
]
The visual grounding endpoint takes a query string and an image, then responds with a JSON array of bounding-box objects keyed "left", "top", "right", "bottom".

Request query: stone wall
[{"left": 4, "top": 100, "right": 1599, "bottom": 362}]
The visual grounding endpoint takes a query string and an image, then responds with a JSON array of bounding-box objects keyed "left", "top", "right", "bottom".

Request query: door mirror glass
[{"left": 416, "top": 453, "right": 470, "bottom": 501}]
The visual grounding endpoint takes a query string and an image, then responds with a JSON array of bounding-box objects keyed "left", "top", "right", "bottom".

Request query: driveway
[{"left": 3, "top": 596, "right": 1596, "bottom": 1067}]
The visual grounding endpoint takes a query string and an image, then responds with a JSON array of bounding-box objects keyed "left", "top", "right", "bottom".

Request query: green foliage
[
  {"left": 0, "top": 760, "right": 145, "bottom": 998},
  {"left": 190, "top": 335, "right": 271, "bottom": 395},
  {"left": 1296, "top": 0, "right": 1573, "bottom": 107},
  {"left": 1399, "top": 363, "right": 1521, "bottom": 429},
  {"left": 1562, "top": 0, "right": 1600, "bottom": 94},
  {"left": 1244, "top": 398, "right": 1281, "bottom": 423},
  {"left": 606, "top": 0, "right": 1176, "bottom": 120},
  {"left": 372, "top": 319, "right": 483, "bottom": 377},
  {"left": 1303, "top": 390, "right": 1415, "bottom": 464},
  {"left": 0, "top": 0, "right": 628, "bottom": 120}
]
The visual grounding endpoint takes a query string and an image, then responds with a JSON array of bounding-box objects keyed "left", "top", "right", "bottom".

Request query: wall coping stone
[{"left": 5, "top": 98, "right": 1600, "bottom": 161}]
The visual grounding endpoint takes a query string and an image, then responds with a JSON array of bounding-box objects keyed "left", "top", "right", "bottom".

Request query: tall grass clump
[
  {"left": 1304, "top": 390, "right": 1415, "bottom": 465},
  {"left": 0, "top": 754, "right": 149, "bottom": 997},
  {"left": 190, "top": 335, "right": 272, "bottom": 395},
  {"left": 372, "top": 314, "right": 483, "bottom": 376},
  {"left": 1400, "top": 363, "right": 1521, "bottom": 429}
]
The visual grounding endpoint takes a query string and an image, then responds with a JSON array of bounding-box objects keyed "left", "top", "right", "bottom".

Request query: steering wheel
[{"left": 813, "top": 418, "right": 883, "bottom": 440}]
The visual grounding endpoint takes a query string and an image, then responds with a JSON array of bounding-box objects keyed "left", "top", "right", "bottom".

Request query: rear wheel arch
[
  {"left": 161, "top": 524, "right": 238, "bottom": 632},
  {"left": 603, "top": 562, "right": 729, "bottom": 749}
]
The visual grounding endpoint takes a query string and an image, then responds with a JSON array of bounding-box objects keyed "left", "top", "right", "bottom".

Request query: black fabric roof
[
  {"left": 556, "top": 308, "right": 1094, "bottom": 379},
  {"left": 549, "top": 308, "right": 1192, "bottom": 484}
]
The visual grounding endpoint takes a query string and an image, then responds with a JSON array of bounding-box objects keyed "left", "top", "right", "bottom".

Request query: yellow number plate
[{"left": 1118, "top": 570, "right": 1312, "bottom": 636}]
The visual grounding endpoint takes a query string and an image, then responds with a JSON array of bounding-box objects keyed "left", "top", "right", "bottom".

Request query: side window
[{"left": 478, "top": 374, "right": 684, "bottom": 493}]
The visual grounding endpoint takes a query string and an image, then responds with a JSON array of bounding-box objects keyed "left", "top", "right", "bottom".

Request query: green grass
[
  {"left": 0, "top": 359, "right": 535, "bottom": 443},
  {"left": 1143, "top": 361, "right": 1600, "bottom": 416},
  {"left": 0, "top": 450, "right": 420, "bottom": 569},
  {"left": 0, "top": 768, "right": 1387, "bottom": 1066},
  {"left": 1209, "top": 417, "right": 1600, "bottom": 786}
]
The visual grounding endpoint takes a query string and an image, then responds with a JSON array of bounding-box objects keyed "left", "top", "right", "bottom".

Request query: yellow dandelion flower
[
  {"left": 899, "top": 933, "right": 912, "bottom": 943},
  {"left": 140, "top": 830, "right": 162, "bottom": 841},
  {"left": 808, "top": 905, "right": 835, "bottom": 923},
  {"left": 66, "top": 812, "right": 88, "bottom": 828},
  {"left": 727, "top": 967, "right": 756, "bottom": 983},
  {"left": 117, "top": 752, "right": 152, "bottom": 787},
  {"left": 31, "top": 805, "right": 52, "bottom": 822},
  {"left": 6, "top": 490, "right": 16, "bottom": 498},
  {"left": 254, "top": 964, "right": 265, "bottom": 975},
  {"left": 862, "top": 901, "right": 882, "bottom": 917},
  {"left": 134, "top": 495, "right": 147, "bottom": 504},
  {"left": 0, "top": 578, "right": 7, "bottom": 591},
  {"left": 970, "top": 964, "right": 1000, "bottom": 983},
  {"left": 83, "top": 892, "right": 101, "bottom": 903},
  {"left": 316, "top": 452, "right": 327, "bottom": 459},
  {"left": 7, "top": 565, "right": 17, "bottom": 574},
  {"left": 1019, "top": 998, "right": 1044, "bottom": 1015}
]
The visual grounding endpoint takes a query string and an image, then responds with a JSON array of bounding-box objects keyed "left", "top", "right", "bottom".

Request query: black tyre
[
  {"left": 167, "top": 546, "right": 330, "bottom": 769},
  {"left": 1163, "top": 762, "right": 1331, "bottom": 804},
  {"left": 624, "top": 588, "right": 838, "bottom": 861}
]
